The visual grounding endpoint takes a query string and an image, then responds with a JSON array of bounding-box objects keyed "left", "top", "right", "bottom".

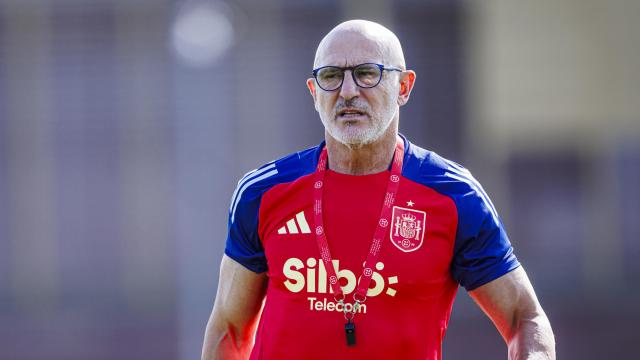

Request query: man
[{"left": 202, "top": 20, "right": 555, "bottom": 360}]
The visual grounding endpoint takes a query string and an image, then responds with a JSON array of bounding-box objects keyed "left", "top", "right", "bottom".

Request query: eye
[
  {"left": 354, "top": 65, "right": 380, "bottom": 78},
  {"left": 318, "top": 68, "right": 341, "bottom": 80}
]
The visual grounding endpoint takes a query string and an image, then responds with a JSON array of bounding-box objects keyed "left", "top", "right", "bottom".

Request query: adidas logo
[{"left": 277, "top": 211, "right": 311, "bottom": 234}]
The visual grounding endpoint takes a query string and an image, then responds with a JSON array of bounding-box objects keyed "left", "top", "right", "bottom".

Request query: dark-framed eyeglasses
[{"left": 311, "top": 63, "right": 403, "bottom": 91}]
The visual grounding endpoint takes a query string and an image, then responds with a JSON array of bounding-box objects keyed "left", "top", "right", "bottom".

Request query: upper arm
[
  {"left": 442, "top": 164, "right": 554, "bottom": 356},
  {"left": 225, "top": 173, "right": 270, "bottom": 273},
  {"left": 443, "top": 163, "right": 519, "bottom": 290},
  {"left": 468, "top": 266, "right": 543, "bottom": 342},
  {"left": 208, "top": 165, "right": 277, "bottom": 340},
  {"left": 211, "top": 255, "right": 268, "bottom": 331},
  {"left": 203, "top": 169, "right": 273, "bottom": 359}
]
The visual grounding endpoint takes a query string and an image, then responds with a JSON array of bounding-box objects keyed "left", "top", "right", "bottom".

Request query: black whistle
[{"left": 345, "top": 320, "right": 356, "bottom": 346}]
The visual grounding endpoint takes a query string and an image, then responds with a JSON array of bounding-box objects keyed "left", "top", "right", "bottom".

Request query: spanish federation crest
[{"left": 390, "top": 206, "right": 426, "bottom": 252}]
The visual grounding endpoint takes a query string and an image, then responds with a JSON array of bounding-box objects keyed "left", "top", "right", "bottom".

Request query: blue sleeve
[
  {"left": 224, "top": 169, "right": 272, "bottom": 273},
  {"left": 451, "top": 184, "right": 520, "bottom": 291},
  {"left": 222, "top": 144, "right": 322, "bottom": 273}
]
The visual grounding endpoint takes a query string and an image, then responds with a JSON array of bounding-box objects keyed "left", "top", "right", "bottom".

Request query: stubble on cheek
[{"left": 317, "top": 81, "right": 397, "bottom": 145}]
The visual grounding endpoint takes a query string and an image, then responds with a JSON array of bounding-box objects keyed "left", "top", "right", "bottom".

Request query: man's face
[{"left": 308, "top": 33, "right": 401, "bottom": 146}]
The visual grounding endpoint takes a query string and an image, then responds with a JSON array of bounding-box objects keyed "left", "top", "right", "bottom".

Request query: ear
[
  {"left": 397, "top": 70, "right": 416, "bottom": 106},
  {"left": 307, "top": 78, "right": 319, "bottom": 111}
]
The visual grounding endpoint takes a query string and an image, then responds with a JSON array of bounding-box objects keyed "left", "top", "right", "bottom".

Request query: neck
[{"left": 325, "top": 120, "right": 399, "bottom": 175}]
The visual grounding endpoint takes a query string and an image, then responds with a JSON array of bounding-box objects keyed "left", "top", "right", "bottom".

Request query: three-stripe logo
[{"left": 278, "top": 211, "right": 311, "bottom": 234}]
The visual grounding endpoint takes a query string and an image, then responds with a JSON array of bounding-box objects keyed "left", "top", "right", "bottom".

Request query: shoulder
[
  {"left": 401, "top": 136, "right": 518, "bottom": 290},
  {"left": 401, "top": 136, "right": 499, "bottom": 223},
  {"left": 229, "top": 143, "right": 322, "bottom": 222}
]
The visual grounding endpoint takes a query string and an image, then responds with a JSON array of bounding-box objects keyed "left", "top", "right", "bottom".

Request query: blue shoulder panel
[
  {"left": 224, "top": 144, "right": 322, "bottom": 273},
  {"left": 400, "top": 134, "right": 520, "bottom": 290}
]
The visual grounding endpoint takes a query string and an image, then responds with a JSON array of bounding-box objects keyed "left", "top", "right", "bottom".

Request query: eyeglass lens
[{"left": 316, "top": 64, "right": 382, "bottom": 90}]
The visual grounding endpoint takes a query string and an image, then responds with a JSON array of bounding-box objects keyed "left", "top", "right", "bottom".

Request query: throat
[
  {"left": 326, "top": 135, "right": 397, "bottom": 175},
  {"left": 329, "top": 156, "right": 388, "bottom": 175}
]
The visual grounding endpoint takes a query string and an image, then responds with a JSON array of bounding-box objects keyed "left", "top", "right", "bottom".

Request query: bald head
[{"left": 313, "top": 20, "right": 406, "bottom": 70}]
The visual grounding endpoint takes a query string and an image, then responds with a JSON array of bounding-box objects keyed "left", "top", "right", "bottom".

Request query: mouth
[{"left": 336, "top": 108, "right": 368, "bottom": 121}]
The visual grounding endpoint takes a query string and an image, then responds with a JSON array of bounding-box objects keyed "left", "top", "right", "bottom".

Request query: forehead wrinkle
[{"left": 319, "top": 51, "right": 386, "bottom": 68}]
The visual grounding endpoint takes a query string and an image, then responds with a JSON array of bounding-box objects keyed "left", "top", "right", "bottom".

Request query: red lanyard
[{"left": 312, "top": 137, "right": 404, "bottom": 345}]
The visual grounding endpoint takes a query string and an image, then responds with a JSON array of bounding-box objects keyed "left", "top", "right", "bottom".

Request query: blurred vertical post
[
  {"left": 113, "top": 0, "right": 176, "bottom": 316},
  {"left": 1, "top": 1, "right": 59, "bottom": 311},
  {"left": 170, "top": 1, "right": 238, "bottom": 359}
]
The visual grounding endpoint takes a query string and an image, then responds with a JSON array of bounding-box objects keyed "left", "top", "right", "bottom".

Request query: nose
[{"left": 339, "top": 70, "right": 360, "bottom": 100}]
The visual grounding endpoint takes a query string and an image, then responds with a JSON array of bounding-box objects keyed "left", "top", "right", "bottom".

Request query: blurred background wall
[{"left": 0, "top": 0, "right": 638, "bottom": 359}]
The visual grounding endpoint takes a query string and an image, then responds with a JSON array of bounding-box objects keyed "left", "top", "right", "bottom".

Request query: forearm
[
  {"left": 469, "top": 267, "right": 556, "bottom": 360},
  {"left": 202, "top": 256, "right": 267, "bottom": 360},
  {"left": 507, "top": 312, "right": 555, "bottom": 360},
  {"left": 201, "top": 320, "right": 254, "bottom": 360}
]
